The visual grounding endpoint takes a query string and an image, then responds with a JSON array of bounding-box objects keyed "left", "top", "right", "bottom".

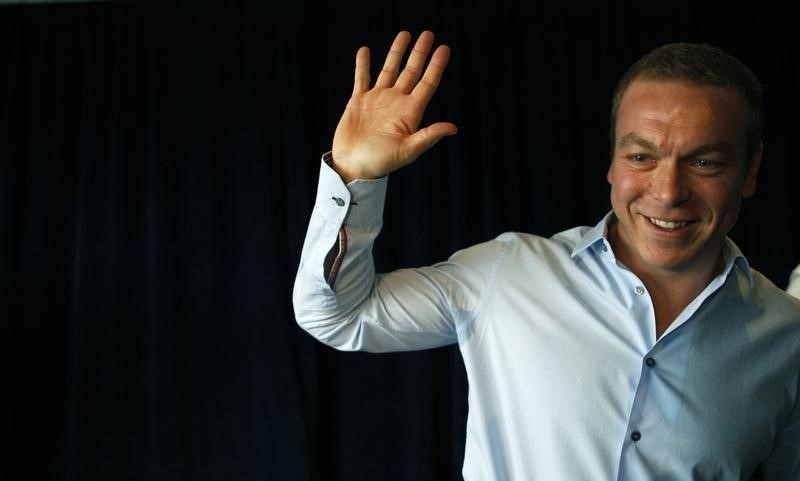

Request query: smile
[{"left": 648, "top": 217, "right": 689, "bottom": 230}]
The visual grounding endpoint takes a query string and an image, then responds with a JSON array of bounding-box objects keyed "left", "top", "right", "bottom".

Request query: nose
[{"left": 649, "top": 161, "right": 690, "bottom": 206}]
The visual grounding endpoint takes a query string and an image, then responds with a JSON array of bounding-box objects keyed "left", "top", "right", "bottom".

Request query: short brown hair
[{"left": 610, "top": 43, "right": 763, "bottom": 165}]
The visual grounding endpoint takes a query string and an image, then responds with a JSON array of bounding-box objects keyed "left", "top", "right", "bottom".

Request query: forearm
[{"left": 292, "top": 157, "right": 460, "bottom": 352}]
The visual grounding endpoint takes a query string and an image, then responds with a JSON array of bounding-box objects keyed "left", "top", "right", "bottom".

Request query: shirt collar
[
  {"left": 570, "top": 211, "right": 615, "bottom": 258},
  {"left": 571, "top": 211, "right": 753, "bottom": 287},
  {"left": 723, "top": 237, "right": 753, "bottom": 287}
]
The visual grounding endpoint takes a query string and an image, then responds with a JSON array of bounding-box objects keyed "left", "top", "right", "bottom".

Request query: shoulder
[
  {"left": 748, "top": 268, "right": 800, "bottom": 320},
  {"left": 491, "top": 229, "right": 581, "bottom": 259},
  {"left": 499, "top": 225, "right": 592, "bottom": 250},
  {"left": 448, "top": 226, "right": 591, "bottom": 271}
]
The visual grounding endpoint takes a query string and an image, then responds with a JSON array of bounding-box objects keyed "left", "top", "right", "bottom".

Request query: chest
[{"left": 459, "top": 266, "right": 792, "bottom": 478}]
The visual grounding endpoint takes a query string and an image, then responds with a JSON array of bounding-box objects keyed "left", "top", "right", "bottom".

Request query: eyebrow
[
  {"left": 617, "top": 132, "right": 736, "bottom": 159},
  {"left": 618, "top": 133, "right": 658, "bottom": 152}
]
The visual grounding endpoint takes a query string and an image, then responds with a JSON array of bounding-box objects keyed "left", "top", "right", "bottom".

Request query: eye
[
  {"left": 690, "top": 157, "right": 729, "bottom": 176},
  {"left": 695, "top": 158, "right": 722, "bottom": 169},
  {"left": 629, "top": 154, "right": 649, "bottom": 162}
]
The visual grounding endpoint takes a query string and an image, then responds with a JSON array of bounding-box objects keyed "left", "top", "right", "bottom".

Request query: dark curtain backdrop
[{"left": 2, "top": 1, "right": 798, "bottom": 480}]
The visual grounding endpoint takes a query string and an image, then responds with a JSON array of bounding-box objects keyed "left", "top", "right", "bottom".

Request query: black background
[{"left": 2, "top": 1, "right": 798, "bottom": 480}]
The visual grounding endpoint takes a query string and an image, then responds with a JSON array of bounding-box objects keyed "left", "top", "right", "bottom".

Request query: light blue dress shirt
[
  {"left": 788, "top": 264, "right": 800, "bottom": 299},
  {"left": 293, "top": 158, "right": 800, "bottom": 481}
]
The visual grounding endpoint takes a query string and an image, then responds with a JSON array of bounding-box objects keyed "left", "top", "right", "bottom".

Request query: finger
[
  {"left": 394, "top": 31, "right": 435, "bottom": 93},
  {"left": 353, "top": 46, "right": 370, "bottom": 95},
  {"left": 409, "top": 44, "right": 451, "bottom": 105},
  {"left": 374, "top": 31, "right": 412, "bottom": 89},
  {"left": 400, "top": 121, "right": 458, "bottom": 162}
]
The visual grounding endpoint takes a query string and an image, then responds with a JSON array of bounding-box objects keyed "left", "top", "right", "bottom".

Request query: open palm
[{"left": 331, "top": 31, "right": 457, "bottom": 183}]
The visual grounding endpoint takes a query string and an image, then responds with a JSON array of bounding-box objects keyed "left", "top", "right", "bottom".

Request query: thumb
[{"left": 401, "top": 122, "right": 458, "bottom": 163}]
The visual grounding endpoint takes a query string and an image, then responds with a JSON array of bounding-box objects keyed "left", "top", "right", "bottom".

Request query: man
[{"left": 293, "top": 31, "right": 800, "bottom": 480}]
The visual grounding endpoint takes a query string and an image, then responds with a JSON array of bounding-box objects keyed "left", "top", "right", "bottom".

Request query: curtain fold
[{"left": 2, "top": 2, "right": 797, "bottom": 480}]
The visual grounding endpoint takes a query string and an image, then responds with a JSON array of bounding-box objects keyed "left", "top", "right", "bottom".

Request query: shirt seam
[{"left": 456, "top": 236, "right": 513, "bottom": 336}]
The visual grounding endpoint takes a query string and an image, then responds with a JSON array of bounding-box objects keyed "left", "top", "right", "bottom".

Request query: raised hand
[{"left": 330, "top": 31, "right": 458, "bottom": 183}]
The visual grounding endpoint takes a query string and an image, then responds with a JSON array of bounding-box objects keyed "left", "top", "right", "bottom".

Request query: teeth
[{"left": 649, "top": 217, "right": 688, "bottom": 229}]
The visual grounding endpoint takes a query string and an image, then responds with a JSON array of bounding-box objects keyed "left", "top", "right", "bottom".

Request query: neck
[
  {"left": 607, "top": 224, "right": 726, "bottom": 338},
  {"left": 642, "top": 264, "right": 721, "bottom": 338}
]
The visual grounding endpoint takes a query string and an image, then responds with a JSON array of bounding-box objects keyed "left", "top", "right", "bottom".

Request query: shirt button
[
  {"left": 634, "top": 286, "right": 645, "bottom": 296},
  {"left": 332, "top": 196, "right": 345, "bottom": 207},
  {"left": 601, "top": 244, "right": 608, "bottom": 252},
  {"left": 645, "top": 357, "right": 656, "bottom": 368},
  {"left": 631, "top": 431, "right": 641, "bottom": 442}
]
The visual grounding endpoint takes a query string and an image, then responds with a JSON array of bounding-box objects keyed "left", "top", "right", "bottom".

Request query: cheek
[
  {"left": 703, "top": 176, "right": 742, "bottom": 205},
  {"left": 711, "top": 187, "right": 744, "bottom": 219},
  {"left": 608, "top": 170, "right": 641, "bottom": 204}
]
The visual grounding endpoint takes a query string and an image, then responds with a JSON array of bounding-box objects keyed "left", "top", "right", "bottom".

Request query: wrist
[{"left": 326, "top": 151, "right": 371, "bottom": 184}]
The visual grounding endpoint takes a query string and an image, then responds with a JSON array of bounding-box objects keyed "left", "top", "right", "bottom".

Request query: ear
[{"left": 742, "top": 143, "right": 762, "bottom": 199}]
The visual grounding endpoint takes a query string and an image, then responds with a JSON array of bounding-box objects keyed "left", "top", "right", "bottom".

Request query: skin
[
  {"left": 330, "top": 31, "right": 457, "bottom": 183},
  {"left": 607, "top": 79, "right": 762, "bottom": 336}
]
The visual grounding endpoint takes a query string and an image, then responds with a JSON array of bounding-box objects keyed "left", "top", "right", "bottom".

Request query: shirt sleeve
[
  {"left": 788, "top": 264, "right": 800, "bottom": 299},
  {"left": 291, "top": 155, "right": 499, "bottom": 353}
]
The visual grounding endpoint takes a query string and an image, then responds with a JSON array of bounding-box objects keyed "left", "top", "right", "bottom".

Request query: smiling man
[
  {"left": 607, "top": 76, "right": 762, "bottom": 337},
  {"left": 293, "top": 32, "right": 800, "bottom": 480}
]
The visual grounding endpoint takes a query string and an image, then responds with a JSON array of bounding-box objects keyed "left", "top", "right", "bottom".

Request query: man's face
[{"left": 607, "top": 78, "right": 761, "bottom": 276}]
